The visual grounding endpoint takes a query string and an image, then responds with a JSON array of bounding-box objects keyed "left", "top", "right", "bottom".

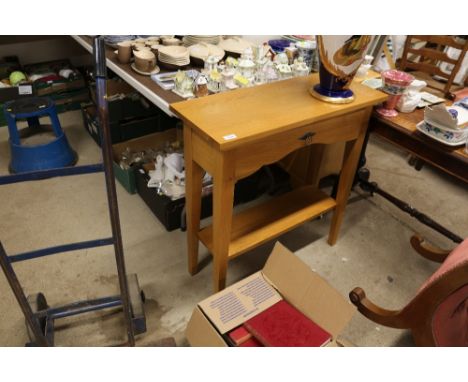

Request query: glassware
[
  {"left": 296, "top": 40, "right": 316, "bottom": 73},
  {"left": 376, "top": 70, "right": 415, "bottom": 118}
]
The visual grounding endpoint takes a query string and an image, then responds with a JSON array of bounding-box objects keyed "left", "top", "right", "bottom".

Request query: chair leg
[
  {"left": 349, "top": 287, "right": 410, "bottom": 329},
  {"left": 410, "top": 234, "right": 452, "bottom": 263},
  {"left": 408, "top": 155, "right": 424, "bottom": 171}
]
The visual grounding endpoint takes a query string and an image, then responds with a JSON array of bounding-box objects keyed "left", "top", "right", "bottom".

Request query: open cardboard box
[
  {"left": 186, "top": 242, "right": 356, "bottom": 347},
  {"left": 112, "top": 128, "right": 180, "bottom": 194}
]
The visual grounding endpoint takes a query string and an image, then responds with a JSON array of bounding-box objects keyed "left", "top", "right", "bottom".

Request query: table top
[
  {"left": 373, "top": 106, "right": 468, "bottom": 161},
  {"left": 170, "top": 74, "right": 387, "bottom": 151}
]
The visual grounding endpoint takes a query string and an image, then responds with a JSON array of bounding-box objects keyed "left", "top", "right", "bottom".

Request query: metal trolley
[{"left": 0, "top": 37, "right": 145, "bottom": 346}]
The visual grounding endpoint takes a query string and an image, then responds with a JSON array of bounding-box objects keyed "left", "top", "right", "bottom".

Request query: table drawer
[{"left": 234, "top": 108, "right": 368, "bottom": 179}]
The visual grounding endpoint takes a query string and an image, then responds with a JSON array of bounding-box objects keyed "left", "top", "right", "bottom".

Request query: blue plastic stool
[{"left": 3, "top": 97, "right": 77, "bottom": 173}]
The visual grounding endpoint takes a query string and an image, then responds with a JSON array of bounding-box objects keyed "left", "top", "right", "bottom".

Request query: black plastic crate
[{"left": 134, "top": 164, "right": 289, "bottom": 231}]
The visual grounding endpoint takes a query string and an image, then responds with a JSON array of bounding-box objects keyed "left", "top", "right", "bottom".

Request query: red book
[
  {"left": 239, "top": 337, "right": 263, "bottom": 347},
  {"left": 228, "top": 325, "right": 252, "bottom": 346},
  {"left": 244, "top": 300, "right": 332, "bottom": 347}
]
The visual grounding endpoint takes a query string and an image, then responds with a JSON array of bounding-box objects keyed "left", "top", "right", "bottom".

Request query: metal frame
[{"left": 0, "top": 36, "right": 144, "bottom": 346}]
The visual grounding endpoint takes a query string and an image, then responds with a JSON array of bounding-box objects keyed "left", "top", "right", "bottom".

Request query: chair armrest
[
  {"left": 349, "top": 287, "right": 410, "bottom": 329},
  {"left": 410, "top": 234, "right": 452, "bottom": 263}
]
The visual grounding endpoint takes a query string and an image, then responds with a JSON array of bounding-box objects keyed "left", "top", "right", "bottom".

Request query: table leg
[
  {"left": 212, "top": 151, "right": 235, "bottom": 292},
  {"left": 184, "top": 126, "right": 204, "bottom": 275},
  {"left": 305, "top": 144, "right": 326, "bottom": 187},
  {"left": 328, "top": 125, "right": 368, "bottom": 245}
]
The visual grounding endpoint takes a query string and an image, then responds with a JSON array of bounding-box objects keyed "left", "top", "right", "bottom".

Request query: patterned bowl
[{"left": 381, "top": 70, "right": 414, "bottom": 95}]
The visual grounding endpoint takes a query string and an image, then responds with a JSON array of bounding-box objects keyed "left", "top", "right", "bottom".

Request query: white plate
[
  {"left": 130, "top": 63, "right": 160, "bottom": 76},
  {"left": 189, "top": 43, "right": 225, "bottom": 61},
  {"left": 159, "top": 59, "right": 190, "bottom": 65},
  {"left": 218, "top": 37, "right": 255, "bottom": 55},
  {"left": 416, "top": 121, "right": 467, "bottom": 146},
  {"left": 158, "top": 54, "right": 189, "bottom": 61},
  {"left": 158, "top": 45, "right": 189, "bottom": 58}
]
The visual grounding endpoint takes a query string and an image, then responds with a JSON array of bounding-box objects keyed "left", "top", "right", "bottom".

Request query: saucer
[{"left": 131, "top": 63, "right": 160, "bottom": 76}]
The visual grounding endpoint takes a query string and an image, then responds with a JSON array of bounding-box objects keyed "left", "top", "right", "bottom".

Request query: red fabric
[
  {"left": 416, "top": 239, "right": 468, "bottom": 346},
  {"left": 417, "top": 238, "right": 468, "bottom": 294},
  {"left": 432, "top": 284, "right": 468, "bottom": 346}
]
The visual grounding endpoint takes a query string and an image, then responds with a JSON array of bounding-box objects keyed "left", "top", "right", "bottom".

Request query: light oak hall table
[{"left": 171, "top": 74, "right": 387, "bottom": 292}]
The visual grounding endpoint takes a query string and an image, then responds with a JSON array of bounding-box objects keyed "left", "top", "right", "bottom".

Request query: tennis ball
[{"left": 9, "top": 71, "right": 27, "bottom": 86}]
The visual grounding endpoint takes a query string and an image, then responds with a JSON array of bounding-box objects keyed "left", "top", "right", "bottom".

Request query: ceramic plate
[
  {"left": 218, "top": 37, "right": 254, "bottom": 55},
  {"left": 130, "top": 63, "right": 160, "bottom": 76},
  {"left": 158, "top": 46, "right": 189, "bottom": 58},
  {"left": 189, "top": 43, "right": 225, "bottom": 61},
  {"left": 416, "top": 121, "right": 467, "bottom": 146}
]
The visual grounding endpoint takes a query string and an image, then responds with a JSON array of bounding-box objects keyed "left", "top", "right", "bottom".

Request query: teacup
[
  {"left": 117, "top": 41, "right": 132, "bottom": 64},
  {"left": 134, "top": 50, "right": 156, "bottom": 73}
]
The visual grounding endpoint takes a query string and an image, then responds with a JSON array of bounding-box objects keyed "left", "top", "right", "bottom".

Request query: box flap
[
  {"left": 198, "top": 271, "right": 282, "bottom": 334},
  {"left": 186, "top": 307, "right": 228, "bottom": 347},
  {"left": 263, "top": 242, "right": 355, "bottom": 338}
]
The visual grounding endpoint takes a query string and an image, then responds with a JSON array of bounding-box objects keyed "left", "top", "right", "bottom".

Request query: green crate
[{"left": 113, "top": 161, "right": 137, "bottom": 194}]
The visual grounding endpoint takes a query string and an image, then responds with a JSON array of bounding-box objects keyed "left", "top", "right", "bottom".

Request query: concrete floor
[{"left": 0, "top": 110, "right": 466, "bottom": 346}]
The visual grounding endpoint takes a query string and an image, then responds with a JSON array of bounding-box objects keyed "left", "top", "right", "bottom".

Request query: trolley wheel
[{"left": 25, "top": 293, "right": 48, "bottom": 342}]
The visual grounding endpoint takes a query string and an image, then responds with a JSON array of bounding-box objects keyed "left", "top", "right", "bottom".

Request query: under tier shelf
[{"left": 198, "top": 186, "right": 336, "bottom": 259}]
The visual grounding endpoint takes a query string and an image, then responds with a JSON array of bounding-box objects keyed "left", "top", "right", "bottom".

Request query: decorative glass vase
[
  {"left": 376, "top": 70, "right": 414, "bottom": 117},
  {"left": 310, "top": 35, "right": 372, "bottom": 104}
]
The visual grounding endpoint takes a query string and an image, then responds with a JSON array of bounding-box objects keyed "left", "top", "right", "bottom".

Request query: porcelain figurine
[
  {"left": 292, "top": 57, "right": 310, "bottom": 77},
  {"left": 238, "top": 53, "right": 256, "bottom": 80},
  {"left": 221, "top": 66, "right": 237, "bottom": 90},
  {"left": 311, "top": 35, "right": 372, "bottom": 103},
  {"left": 194, "top": 73, "right": 209, "bottom": 97}
]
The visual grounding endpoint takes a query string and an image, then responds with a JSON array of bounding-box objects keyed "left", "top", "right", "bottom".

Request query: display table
[
  {"left": 71, "top": 35, "right": 182, "bottom": 117},
  {"left": 171, "top": 74, "right": 387, "bottom": 291},
  {"left": 370, "top": 106, "right": 468, "bottom": 183}
]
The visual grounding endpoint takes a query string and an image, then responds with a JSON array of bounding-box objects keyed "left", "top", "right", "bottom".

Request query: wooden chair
[
  {"left": 349, "top": 234, "right": 468, "bottom": 346},
  {"left": 398, "top": 35, "right": 468, "bottom": 100}
]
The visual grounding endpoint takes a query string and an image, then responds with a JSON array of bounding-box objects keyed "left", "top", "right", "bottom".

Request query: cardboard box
[
  {"left": 186, "top": 242, "right": 356, "bottom": 347},
  {"left": 113, "top": 128, "right": 180, "bottom": 194},
  {"left": 23, "top": 59, "right": 86, "bottom": 96}
]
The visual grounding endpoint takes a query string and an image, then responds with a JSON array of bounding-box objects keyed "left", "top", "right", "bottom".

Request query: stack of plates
[
  {"left": 158, "top": 46, "right": 190, "bottom": 69},
  {"left": 189, "top": 43, "right": 225, "bottom": 62},
  {"left": 103, "top": 35, "right": 135, "bottom": 48},
  {"left": 183, "top": 35, "right": 221, "bottom": 47},
  {"left": 218, "top": 37, "right": 255, "bottom": 56}
]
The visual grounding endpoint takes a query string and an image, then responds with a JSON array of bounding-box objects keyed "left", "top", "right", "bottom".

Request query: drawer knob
[{"left": 299, "top": 131, "right": 316, "bottom": 145}]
